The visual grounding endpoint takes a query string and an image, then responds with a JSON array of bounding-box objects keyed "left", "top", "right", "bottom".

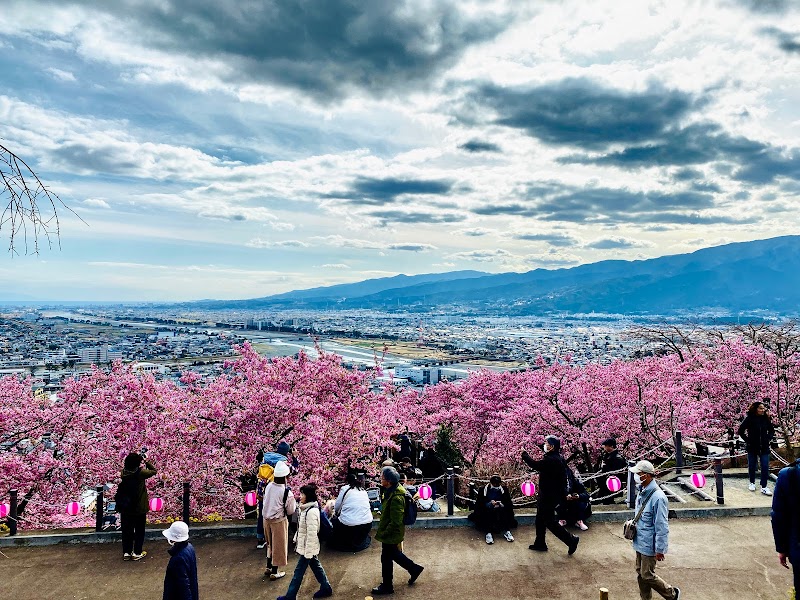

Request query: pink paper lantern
[
  {"left": 691, "top": 473, "right": 706, "bottom": 488},
  {"left": 0, "top": 503, "right": 9, "bottom": 518},
  {"left": 606, "top": 475, "right": 622, "bottom": 493},
  {"left": 244, "top": 491, "right": 258, "bottom": 507},
  {"left": 418, "top": 484, "right": 433, "bottom": 501},
  {"left": 149, "top": 497, "right": 164, "bottom": 511},
  {"left": 66, "top": 501, "right": 81, "bottom": 516},
  {"left": 520, "top": 480, "right": 536, "bottom": 497}
]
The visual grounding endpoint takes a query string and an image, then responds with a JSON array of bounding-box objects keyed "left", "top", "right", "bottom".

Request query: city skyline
[{"left": 2, "top": 0, "right": 800, "bottom": 301}]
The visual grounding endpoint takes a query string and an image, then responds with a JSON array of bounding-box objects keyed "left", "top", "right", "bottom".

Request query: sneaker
[
  {"left": 123, "top": 553, "right": 131, "bottom": 561},
  {"left": 131, "top": 551, "right": 147, "bottom": 561},
  {"left": 485, "top": 532, "right": 494, "bottom": 544},
  {"left": 503, "top": 530, "right": 514, "bottom": 542},
  {"left": 270, "top": 571, "right": 286, "bottom": 580},
  {"left": 673, "top": 586, "right": 681, "bottom": 600},
  {"left": 761, "top": 487, "right": 773, "bottom": 496},
  {"left": 256, "top": 541, "right": 267, "bottom": 549},
  {"left": 576, "top": 520, "right": 589, "bottom": 531},
  {"left": 408, "top": 565, "right": 424, "bottom": 585},
  {"left": 529, "top": 544, "right": 548, "bottom": 552},
  {"left": 568, "top": 536, "right": 579, "bottom": 556},
  {"left": 558, "top": 519, "right": 567, "bottom": 527},
  {"left": 748, "top": 482, "right": 756, "bottom": 492},
  {"left": 313, "top": 588, "right": 334, "bottom": 598}
]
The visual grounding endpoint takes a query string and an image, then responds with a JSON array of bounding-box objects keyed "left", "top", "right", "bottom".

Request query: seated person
[
  {"left": 328, "top": 473, "right": 373, "bottom": 552},
  {"left": 397, "top": 456, "right": 422, "bottom": 485},
  {"left": 467, "top": 474, "right": 518, "bottom": 544},
  {"left": 556, "top": 468, "right": 591, "bottom": 531}
]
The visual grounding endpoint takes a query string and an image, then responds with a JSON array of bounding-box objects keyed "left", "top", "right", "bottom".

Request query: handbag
[{"left": 623, "top": 487, "right": 656, "bottom": 541}]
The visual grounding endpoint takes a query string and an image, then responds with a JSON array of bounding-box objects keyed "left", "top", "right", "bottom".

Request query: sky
[{"left": 1, "top": 0, "right": 800, "bottom": 301}]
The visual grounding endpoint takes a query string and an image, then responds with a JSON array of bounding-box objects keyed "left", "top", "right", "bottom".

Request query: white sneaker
[
  {"left": 502, "top": 530, "right": 514, "bottom": 542},
  {"left": 558, "top": 520, "right": 567, "bottom": 527},
  {"left": 256, "top": 542, "right": 267, "bottom": 549},
  {"left": 131, "top": 551, "right": 147, "bottom": 561},
  {"left": 123, "top": 553, "right": 131, "bottom": 561},
  {"left": 748, "top": 483, "right": 756, "bottom": 492},
  {"left": 269, "top": 571, "right": 286, "bottom": 580},
  {"left": 761, "top": 487, "right": 772, "bottom": 496},
  {"left": 485, "top": 533, "right": 494, "bottom": 544},
  {"left": 576, "top": 520, "right": 589, "bottom": 531}
]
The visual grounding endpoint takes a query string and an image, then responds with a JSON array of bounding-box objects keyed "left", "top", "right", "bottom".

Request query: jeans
[
  {"left": 381, "top": 543, "right": 419, "bottom": 588},
  {"left": 635, "top": 552, "right": 677, "bottom": 600},
  {"left": 748, "top": 452, "right": 771, "bottom": 488},
  {"left": 120, "top": 513, "right": 146, "bottom": 555},
  {"left": 283, "top": 555, "right": 332, "bottom": 600},
  {"left": 534, "top": 502, "right": 576, "bottom": 548},
  {"left": 256, "top": 503, "right": 264, "bottom": 541}
]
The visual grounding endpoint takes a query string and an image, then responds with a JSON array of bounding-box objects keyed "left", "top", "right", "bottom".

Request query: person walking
[
  {"left": 262, "top": 461, "right": 297, "bottom": 581},
  {"left": 629, "top": 460, "right": 681, "bottom": 600},
  {"left": 771, "top": 457, "right": 800, "bottom": 594},
  {"left": 521, "top": 436, "right": 579, "bottom": 555},
  {"left": 161, "top": 521, "right": 199, "bottom": 600},
  {"left": 118, "top": 450, "right": 157, "bottom": 561},
  {"left": 330, "top": 473, "right": 373, "bottom": 552},
  {"left": 371, "top": 466, "right": 424, "bottom": 596},
  {"left": 277, "top": 483, "right": 333, "bottom": 600},
  {"left": 738, "top": 401, "right": 776, "bottom": 495}
]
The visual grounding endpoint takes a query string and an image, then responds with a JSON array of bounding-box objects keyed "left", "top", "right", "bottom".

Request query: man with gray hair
[
  {"left": 371, "top": 466, "right": 424, "bottom": 596},
  {"left": 629, "top": 460, "right": 681, "bottom": 600}
]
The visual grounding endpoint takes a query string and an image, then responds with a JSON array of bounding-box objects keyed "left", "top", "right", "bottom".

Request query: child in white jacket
[{"left": 278, "top": 483, "right": 333, "bottom": 600}]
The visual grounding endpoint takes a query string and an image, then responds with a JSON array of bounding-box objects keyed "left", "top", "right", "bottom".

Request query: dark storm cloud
[
  {"left": 73, "top": 0, "right": 511, "bottom": 100},
  {"left": 367, "top": 210, "right": 466, "bottom": 225},
  {"left": 471, "top": 185, "right": 754, "bottom": 225},
  {"left": 467, "top": 79, "right": 699, "bottom": 150},
  {"left": 324, "top": 176, "right": 456, "bottom": 205},
  {"left": 761, "top": 27, "right": 800, "bottom": 53},
  {"left": 512, "top": 232, "right": 579, "bottom": 247},
  {"left": 459, "top": 140, "right": 501, "bottom": 153}
]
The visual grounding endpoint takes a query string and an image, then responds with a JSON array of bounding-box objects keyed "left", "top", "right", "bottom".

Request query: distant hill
[{"left": 194, "top": 236, "right": 800, "bottom": 315}]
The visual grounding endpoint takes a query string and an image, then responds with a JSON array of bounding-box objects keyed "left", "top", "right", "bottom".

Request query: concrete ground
[{"left": 0, "top": 516, "right": 791, "bottom": 600}]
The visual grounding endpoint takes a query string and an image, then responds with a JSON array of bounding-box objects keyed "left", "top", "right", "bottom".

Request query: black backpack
[
  {"left": 402, "top": 490, "right": 418, "bottom": 526},
  {"left": 115, "top": 474, "right": 137, "bottom": 513}
]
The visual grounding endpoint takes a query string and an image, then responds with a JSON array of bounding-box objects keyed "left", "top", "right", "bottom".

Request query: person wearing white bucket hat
[
  {"left": 161, "top": 521, "right": 199, "bottom": 600},
  {"left": 262, "top": 461, "right": 297, "bottom": 581}
]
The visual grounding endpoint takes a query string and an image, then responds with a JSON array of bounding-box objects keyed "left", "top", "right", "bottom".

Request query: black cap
[{"left": 601, "top": 438, "right": 617, "bottom": 448}]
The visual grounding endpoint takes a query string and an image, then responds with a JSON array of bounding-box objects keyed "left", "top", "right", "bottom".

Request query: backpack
[
  {"left": 317, "top": 503, "right": 333, "bottom": 541},
  {"left": 402, "top": 490, "right": 418, "bottom": 526},
  {"left": 256, "top": 463, "right": 275, "bottom": 498},
  {"left": 115, "top": 474, "right": 138, "bottom": 513}
]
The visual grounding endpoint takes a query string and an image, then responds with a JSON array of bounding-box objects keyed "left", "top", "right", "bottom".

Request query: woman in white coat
[
  {"left": 330, "top": 473, "right": 373, "bottom": 552},
  {"left": 278, "top": 483, "right": 333, "bottom": 600}
]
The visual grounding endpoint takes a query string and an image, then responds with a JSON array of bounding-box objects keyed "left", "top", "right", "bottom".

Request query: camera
[{"left": 140, "top": 446, "right": 148, "bottom": 458}]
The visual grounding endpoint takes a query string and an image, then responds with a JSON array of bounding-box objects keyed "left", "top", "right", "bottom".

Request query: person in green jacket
[
  {"left": 371, "top": 466, "right": 424, "bottom": 596},
  {"left": 119, "top": 451, "right": 157, "bottom": 561}
]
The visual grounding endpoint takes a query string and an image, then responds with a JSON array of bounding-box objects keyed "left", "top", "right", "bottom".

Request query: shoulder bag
[{"left": 623, "top": 487, "right": 656, "bottom": 541}]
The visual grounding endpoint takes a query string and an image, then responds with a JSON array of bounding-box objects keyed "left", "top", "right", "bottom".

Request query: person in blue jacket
[
  {"left": 162, "top": 521, "right": 199, "bottom": 600},
  {"left": 771, "top": 458, "right": 800, "bottom": 593}
]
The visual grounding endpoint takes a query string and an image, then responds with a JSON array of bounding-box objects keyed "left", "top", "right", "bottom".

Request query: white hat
[
  {"left": 162, "top": 520, "right": 189, "bottom": 543},
  {"left": 274, "top": 460, "right": 291, "bottom": 478},
  {"left": 629, "top": 460, "right": 656, "bottom": 475}
]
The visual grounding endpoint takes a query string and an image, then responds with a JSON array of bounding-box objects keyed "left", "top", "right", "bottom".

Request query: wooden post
[
  {"left": 9, "top": 489, "right": 18, "bottom": 536},
  {"left": 182, "top": 482, "right": 191, "bottom": 523},
  {"left": 714, "top": 458, "right": 724, "bottom": 505},
  {"left": 599, "top": 588, "right": 610, "bottom": 600}
]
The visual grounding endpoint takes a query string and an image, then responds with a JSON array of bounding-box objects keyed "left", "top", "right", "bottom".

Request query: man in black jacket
[
  {"left": 468, "top": 474, "right": 518, "bottom": 544},
  {"left": 521, "top": 435, "right": 579, "bottom": 555},
  {"left": 596, "top": 438, "right": 627, "bottom": 505}
]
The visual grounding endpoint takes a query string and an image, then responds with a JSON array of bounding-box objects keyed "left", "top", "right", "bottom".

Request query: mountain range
[{"left": 193, "top": 236, "right": 800, "bottom": 315}]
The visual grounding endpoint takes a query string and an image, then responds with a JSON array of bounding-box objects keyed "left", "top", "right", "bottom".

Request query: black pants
[
  {"left": 121, "top": 512, "right": 146, "bottom": 555},
  {"left": 381, "top": 543, "right": 418, "bottom": 588},
  {"left": 534, "top": 503, "right": 575, "bottom": 548}
]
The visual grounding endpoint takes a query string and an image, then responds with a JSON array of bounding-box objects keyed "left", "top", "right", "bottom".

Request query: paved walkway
[{"left": 0, "top": 516, "right": 790, "bottom": 599}]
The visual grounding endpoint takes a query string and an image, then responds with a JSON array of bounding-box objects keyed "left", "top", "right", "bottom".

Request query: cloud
[
  {"left": 387, "top": 243, "right": 437, "bottom": 252},
  {"left": 246, "top": 238, "right": 309, "bottom": 248},
  {"left": 449, "top": 249, "right": 513, "bottom": 262},
  {"left": 325, "top": 176, "right": 456, "bottom": 205},
  {"left": 761, "top": 27, "right": 800, "bottom": 53},
  {"left": 466, "top": 79, "right": 700, "bottom": 150},
  {"left": 45, "top": 67, "right": 76, "bottom": 82},
  {"left": 318, "top": 263, "right": 350, "bottom": 269},
  {"left": 65, "top": 0, "right": 512, "bottom": 100},
  {"left": 367, "top": 209, "right": 466, "bottom": 224},
  {"left": 458, "top": 139, "right": 501, "bottom": 153},
  {"left": 314, "top": 235, "right": 381, "bottom": 249},
  {"left": 511, "top": 231, "right": 579, "bottom": 247},
  {"left": 82, "top": 198, "right": 110, "bottom": 209},
  {"left": 198, "top": 207, "right": 278, "bottom": 222},
  {"left": 455, "top": 227, "right": 493, "bottom": 237},
  {"left": 585, "top": 236, "right": 654, "bottom": 249}
]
